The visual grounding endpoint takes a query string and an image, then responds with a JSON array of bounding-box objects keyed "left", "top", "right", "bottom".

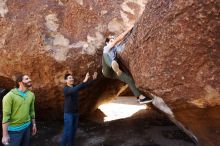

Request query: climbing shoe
[{"left": 139, "top": 96, "right": 153, "bottom": 104}]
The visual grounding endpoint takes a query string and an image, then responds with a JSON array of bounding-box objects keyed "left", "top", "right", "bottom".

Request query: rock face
[
  {"left": 119, "top": 0, "right": 220, "bottom": 146},
  {"left": 0, "top": 0, "right": 219, "bottom": 145},
  {"left": 0, "top": 0, "right": 146, "bottom": 118}
]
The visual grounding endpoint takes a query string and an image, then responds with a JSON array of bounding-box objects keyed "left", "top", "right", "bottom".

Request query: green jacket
[{"left": 2, "top": 88, "right": 35, "bottom": 126}]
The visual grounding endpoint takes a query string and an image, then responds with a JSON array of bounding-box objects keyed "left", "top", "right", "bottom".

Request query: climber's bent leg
[{"left": 111, "top": 60, "right": 122, "bottom": 76}]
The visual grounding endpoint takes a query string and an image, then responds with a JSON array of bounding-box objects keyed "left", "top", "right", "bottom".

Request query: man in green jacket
[{"left": 2, "top": 74, "right": 37, "bottom": 146}]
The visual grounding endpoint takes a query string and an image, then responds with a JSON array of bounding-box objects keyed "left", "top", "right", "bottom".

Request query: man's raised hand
[
  {"left": 83, "top": 72, "right": 90, "bottom": 82},
  {"left": 92, "top": 72, "right": 98, "bottom": 80}
]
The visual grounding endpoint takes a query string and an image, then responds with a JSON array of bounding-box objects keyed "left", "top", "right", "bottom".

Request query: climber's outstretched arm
[{"left": 108, "top": 26, "right": 133, "bottom": 51}]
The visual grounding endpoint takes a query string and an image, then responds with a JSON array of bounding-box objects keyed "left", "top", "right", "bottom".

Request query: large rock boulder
[
  {"left": 119, "top": 0, "right": 220, "bottom": 145},
  {"left": 0, "top": 0, "right": 219, "bottom": 145},
  {"left": 0, "top": 0, "right": 147, "bottom": 119}
]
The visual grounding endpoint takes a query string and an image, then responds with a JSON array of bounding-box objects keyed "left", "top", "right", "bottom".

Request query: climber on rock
[{"left": 102, "top": 26, "right": 153, "bottom": 104}]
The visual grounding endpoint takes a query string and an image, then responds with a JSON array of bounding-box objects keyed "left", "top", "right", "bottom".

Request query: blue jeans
[
  {"left": 61, "top": 113, "right": 79, "bottom": 146},
  {"left": 8, "top": 126, "right": 30, "bottom": 146}
]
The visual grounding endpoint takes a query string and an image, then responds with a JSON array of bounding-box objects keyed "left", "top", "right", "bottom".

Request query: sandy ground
[{"left": 30, "top": 108, "right": 196, "bottom": 146}]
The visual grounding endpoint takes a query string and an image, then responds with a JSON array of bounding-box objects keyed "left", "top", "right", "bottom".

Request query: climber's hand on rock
[{"left": 128, "top": 25, "right": 133, "bottom": 30}]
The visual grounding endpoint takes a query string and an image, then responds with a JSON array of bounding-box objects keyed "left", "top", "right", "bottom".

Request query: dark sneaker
[{"left": 139, "top": 97, "right": 153, "bottom": 104}]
